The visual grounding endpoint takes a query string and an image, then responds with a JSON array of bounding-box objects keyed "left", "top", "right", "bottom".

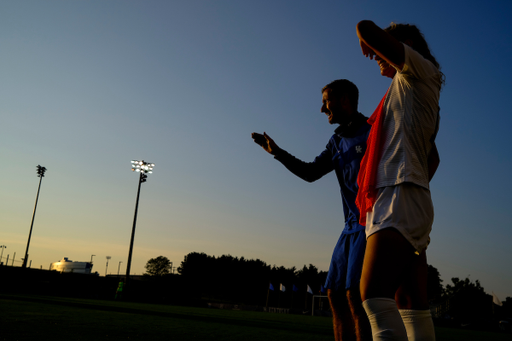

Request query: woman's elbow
[{"left": 356, "top": 20, "right": 377, "bottom": 37}]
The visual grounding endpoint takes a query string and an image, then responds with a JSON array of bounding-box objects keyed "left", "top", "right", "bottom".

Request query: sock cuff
[
  {"left": 399, "top": 309, "right": 432, "bottom": 324},
  {"left": 362, "top": 297, "right": 398, "bottom": 315},
  {"left": 398, "top": 309, "right": 432, "bottom": 318}
]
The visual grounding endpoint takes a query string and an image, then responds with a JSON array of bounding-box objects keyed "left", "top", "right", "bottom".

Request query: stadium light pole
[
  {"left": 125, "top": 160, "right": 154, "bottom": 286},
  {"left": 0, "top": 245, "right": 6, "bottom": 265},
  {"left": 22, "top": 165, "right": 47, "bottom": 269},
  {"left": 105, "top": 256, "right": 111, "bottom": 276}
]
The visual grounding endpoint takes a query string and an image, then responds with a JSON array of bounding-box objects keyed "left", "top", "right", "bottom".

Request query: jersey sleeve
[
  {"left": 399, "top": 44, "right": 440, "bottom": 81},
  {"left": 274, "top": 145, "right": 334, "bottom": 183}
]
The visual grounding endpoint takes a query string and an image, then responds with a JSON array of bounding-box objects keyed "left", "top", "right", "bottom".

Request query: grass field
[{"left": 1, "top": 294, "right": 510, "bottom": 341}]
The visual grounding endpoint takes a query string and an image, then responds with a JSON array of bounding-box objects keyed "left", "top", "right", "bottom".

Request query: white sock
[
  {"left": 399, "top": 309, "right": 436, "bottom": 341},
  {"left": 362, "top": 298, "right": 408, "bottom": 341}
]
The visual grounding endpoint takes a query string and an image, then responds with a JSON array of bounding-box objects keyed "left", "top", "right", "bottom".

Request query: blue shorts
[{"left": 324, "top": 229, "right": 366, "bottom": 291}]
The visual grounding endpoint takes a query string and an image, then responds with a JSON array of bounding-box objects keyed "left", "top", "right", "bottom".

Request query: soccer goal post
[{"left": 311, "top": 295, "right": 328, "bottom": 316}]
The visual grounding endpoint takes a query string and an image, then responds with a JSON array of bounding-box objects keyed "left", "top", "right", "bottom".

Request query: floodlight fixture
[
  {"left": 36, "top": 165, "right": 47, "bottom": 178},
  {"left": 130, "top": 160, "right": 155, "bottom": 175}
]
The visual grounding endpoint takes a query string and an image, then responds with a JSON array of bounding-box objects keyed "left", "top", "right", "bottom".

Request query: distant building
[{"left": 50, "top": 257, "right": 93, "bottom": 274}]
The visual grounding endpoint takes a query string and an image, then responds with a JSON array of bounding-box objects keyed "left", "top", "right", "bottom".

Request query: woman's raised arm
[{"left": 356, "top": 20, "right": 405, "bottom": 69}]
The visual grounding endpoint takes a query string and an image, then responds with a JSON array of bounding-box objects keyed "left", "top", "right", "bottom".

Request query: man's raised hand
[{"left": 252, "top": 132, "right": 280, "bottom": 155}]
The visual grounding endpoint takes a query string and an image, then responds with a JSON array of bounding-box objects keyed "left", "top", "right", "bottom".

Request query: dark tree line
[
  {"left": 444, "top": 277, "right": 490, "bottom": 324},
  {"left": 437, "top": 277, "right": 512, "bottom": 329},
  {"left": 144, "top": 252, "right": 512, "bottom": 330},
  {"left": 174, "top": 252, "right": 449, "bottom": 308},
  {"left": 427, "top": 264, "right": 444, "bottom": 302},
  {"left": 425, "top": 273, "right": 512, "bottom": 330},
  {"left": 174, "top": 252, "right": 328, "bottom": 308}
]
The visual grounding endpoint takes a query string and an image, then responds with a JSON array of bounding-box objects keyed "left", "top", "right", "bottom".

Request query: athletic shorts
[
  {"left": 365, "top": 182, "right": 433, "bottom": 253},
  {"left": 324, "top": 229, "right": 366, "bottom": 291}
]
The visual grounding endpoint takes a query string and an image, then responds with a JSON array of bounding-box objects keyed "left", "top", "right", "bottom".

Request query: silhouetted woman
[{"left": 356, "top": 20, "right": 443, "bottom": 341}]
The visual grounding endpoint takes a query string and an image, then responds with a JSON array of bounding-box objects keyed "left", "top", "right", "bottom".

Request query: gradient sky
[{"left": 1, "top": 1, "right": 511, "bottom": 300}]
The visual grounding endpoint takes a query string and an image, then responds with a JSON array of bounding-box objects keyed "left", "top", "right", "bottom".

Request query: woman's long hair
[{"left": 385, "top": 23, "right": 445, "bottom": 87}]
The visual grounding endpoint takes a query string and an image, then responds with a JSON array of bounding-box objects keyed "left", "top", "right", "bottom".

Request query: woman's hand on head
[
  {"left": 360, "top": 39, "right": 376, "bottom": 60},
  {"left": 357, "top": 20, "right": 405, "bottom": 68}
]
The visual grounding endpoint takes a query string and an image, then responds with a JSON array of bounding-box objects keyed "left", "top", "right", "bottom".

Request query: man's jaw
[{"left": 327, "top": 112, "right": 335, "bottom": 124}]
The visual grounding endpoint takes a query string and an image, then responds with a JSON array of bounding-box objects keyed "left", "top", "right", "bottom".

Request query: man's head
[{"left": 321, "top": 79, "right": 359, "bottom": 125}]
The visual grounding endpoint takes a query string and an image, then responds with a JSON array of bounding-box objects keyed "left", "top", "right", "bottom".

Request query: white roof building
[{"left": 50, "top": 257, "right": 93, "bottom": 274}]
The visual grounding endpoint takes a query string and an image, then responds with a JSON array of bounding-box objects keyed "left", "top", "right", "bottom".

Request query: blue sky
[{"left": 1, "top": 0, "right": 511, "bottom": 300}]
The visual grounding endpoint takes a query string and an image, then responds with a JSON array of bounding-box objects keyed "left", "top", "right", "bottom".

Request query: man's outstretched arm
[{"left": 251, "top": 132, "right": 333, "bottom": 183}]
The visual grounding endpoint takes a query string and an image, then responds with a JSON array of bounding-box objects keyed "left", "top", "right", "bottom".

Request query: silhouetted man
[{"left": 252, "top": 79, "right": 371, "bottom": 341}]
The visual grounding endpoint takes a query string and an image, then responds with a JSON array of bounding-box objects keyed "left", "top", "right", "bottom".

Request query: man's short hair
[{"left": 322, "top": 79, "right": 359, "bottom": 111}]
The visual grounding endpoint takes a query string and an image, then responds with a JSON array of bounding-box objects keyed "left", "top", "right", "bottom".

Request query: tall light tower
[
  {"left": 125, "top": 160, "right": 154, "bottom": 285},
  {"left": 22, "top": 165, "right": 47, "bottom": 268},
  {"left": 105, "top": 256, "right": 111, "bottom": 276},
  {"left": 0, "top": 245, "right": 6, "bottom": 265}
]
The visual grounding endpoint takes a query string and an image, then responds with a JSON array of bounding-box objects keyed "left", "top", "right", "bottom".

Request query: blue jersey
[{"left": 274, "top": 113, "right": 370, "bottom": 233}]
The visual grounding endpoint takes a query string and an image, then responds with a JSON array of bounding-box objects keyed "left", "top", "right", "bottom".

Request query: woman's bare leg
[
  {"left": 360, "top": 228, "right": 416, "bottom": 301},
  {"left": 395, "top": 250, "right": 429, "bottom": 310},
  {"left": 396, "top": 251, "right": 435, "bottom": 340},
  {"left": 360, "top": 228, "right": 417, "bottom": 340}
]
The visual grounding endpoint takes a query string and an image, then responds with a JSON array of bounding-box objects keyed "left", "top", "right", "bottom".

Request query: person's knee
[
  {"left": 346, "top": 287, "right": 362, "bottom": 305},
  {"left": 363, "top": 298, "right": 409, "bottom": 340},
  {"left": 329, "top": 289, "right": 349, "bottom": 303},
  {"left": 327, "top": 289, "right": 338, "bottom": 306},
  {"left": 347, "top": 287, "right": 368, "bottom": 320},
  {"left": 395, "top": 290, "right": 429, "bottom": 310},
  {"left": 395, "top": 253, "right": 429, "bottom": 310},
  {"left": 328, "top": 289, "right": 352, "bottom": 316}
]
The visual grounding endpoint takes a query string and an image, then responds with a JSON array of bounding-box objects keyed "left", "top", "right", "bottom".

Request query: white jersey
[{"left": 376, "top": 44, "right": 441, "bottom": 190}]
